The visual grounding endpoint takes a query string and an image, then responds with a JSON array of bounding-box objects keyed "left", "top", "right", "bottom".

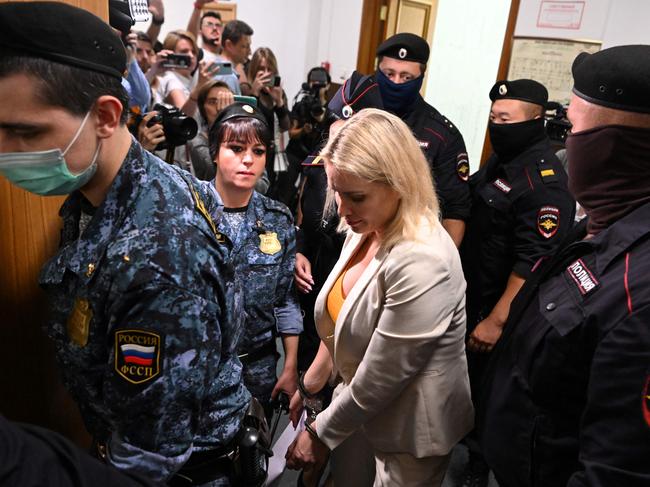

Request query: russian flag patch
[{"left": 114, "top": 330, "right": 161, "bottom": 384}]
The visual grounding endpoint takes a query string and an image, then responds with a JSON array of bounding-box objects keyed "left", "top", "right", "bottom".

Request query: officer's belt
[
  {"left": 237, "top": 342, "right": 278, "bottom": 365},
  {"left": 169, "top": 445, "right": 235, "bottom": 486}
]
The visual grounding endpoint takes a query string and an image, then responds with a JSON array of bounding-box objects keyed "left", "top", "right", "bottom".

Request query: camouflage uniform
[
  {"left": 39, "top": 140, "right": 250, "bottom": 486},
  {"left": 218, "top": 191, "right": 302, "bottom": 416}
]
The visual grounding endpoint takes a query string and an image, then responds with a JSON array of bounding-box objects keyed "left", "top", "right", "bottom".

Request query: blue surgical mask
[
  {"left": 0, "top": 111, "right": 101, "bottom": 196},
  {"left": 375, "top": 68, "right": 423, "bottom": 115}
]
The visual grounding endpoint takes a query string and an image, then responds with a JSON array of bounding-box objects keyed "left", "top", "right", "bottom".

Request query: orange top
[
  {"left": 326, "top": 237, "right": 373, "bottom": 327},
  {"left": 327, "top": 270, "right": 346, "bottom": 324}
]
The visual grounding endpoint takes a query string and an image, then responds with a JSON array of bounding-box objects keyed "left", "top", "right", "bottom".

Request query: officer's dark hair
[
  {"left": 0, "top": 52, "right": 129, "bottom": 124},
  {"left": 377, "top": 55, "right": 427, "bottom": 75},
  {"left": 208, "top": 117, "right": 271, "bottom": 161},
  {"left": 201, "top": 10, "right": 222, "bottom": 25},
  {"left": 222, "top": 20, "right": 253, "bottom": 47}
]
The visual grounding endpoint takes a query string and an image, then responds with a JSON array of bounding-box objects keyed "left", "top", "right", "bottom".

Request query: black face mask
[
  {"left": 488, "top": 117, "right": 546, "bottom": 160},
  {"left": 565, "top": 124, "right": 650, "bottom": 234}
]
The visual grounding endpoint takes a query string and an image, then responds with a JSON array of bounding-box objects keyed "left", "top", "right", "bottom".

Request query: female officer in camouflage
[{"left": 208, "top": 103, "right": 303, "bottom": 419}]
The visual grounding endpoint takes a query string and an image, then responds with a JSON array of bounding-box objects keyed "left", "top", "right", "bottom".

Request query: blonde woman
[{"left": 285, "top": 109, "right": 474, "bottom": 486}]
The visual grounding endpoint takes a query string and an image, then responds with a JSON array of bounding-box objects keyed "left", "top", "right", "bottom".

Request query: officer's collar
[{"left": 581, "top": 201, "right": 650, "bottom": 274}]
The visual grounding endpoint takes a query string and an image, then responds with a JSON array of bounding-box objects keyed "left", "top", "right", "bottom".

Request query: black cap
[
  {"left": 376, "top": 33, "right": 429, "bottom": 64},
  {"left": 572, "top": 45, "right": 650, "bottom": 114},
  {"left": 489, "top": 79, "right": 548, "bottom": 107},
  {"left": 212, "top": 102, "right": 268, "bottom": 130},
  {"left": 0, "top": 2, "right": 126, "bottom": 80},
  {"left": 328, "top": 71, "right": 384, "bottom": 119}
]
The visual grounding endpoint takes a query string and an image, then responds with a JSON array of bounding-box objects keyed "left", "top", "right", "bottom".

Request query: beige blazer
[{"left": 314, "top": 221, "right": 474, "bottom": 458}]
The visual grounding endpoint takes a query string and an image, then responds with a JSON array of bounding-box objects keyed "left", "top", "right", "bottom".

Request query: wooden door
[
  {"left": 199, "top": 1, "right": 237, "bottom": 22},
  {"left": 0, "top": 0, "right": 107, "bottom": 446}
]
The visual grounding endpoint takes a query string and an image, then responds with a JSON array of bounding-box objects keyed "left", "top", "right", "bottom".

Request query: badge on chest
[
  {"left": 259, "top": 231, "right": 281, "bottom": 255},
  {"left": 67, "top": 298, "right": 92, "bottom": 347}
]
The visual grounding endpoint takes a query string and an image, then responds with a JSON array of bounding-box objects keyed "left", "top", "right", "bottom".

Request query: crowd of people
[{"left": 0, "top": 1, "right": 649, "bottom": 487}]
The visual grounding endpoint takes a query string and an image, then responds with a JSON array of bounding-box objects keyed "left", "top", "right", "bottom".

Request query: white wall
[
  {"left": 425, "top": 0, "right": 512, "bottom": 173},
  {"left": 516, "top": 0, "right": 650, "bottom": 48},
  {"left": 136, "top": 0, "right": 363, "bottom": 103}
]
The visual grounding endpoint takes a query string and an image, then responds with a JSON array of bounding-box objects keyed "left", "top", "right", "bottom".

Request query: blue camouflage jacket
[
  {"left": 215, "top": 190, "right": 302, "bottom": 353},
  {"left": 39, "top": 140, "right": 250, "bottom": 482}
]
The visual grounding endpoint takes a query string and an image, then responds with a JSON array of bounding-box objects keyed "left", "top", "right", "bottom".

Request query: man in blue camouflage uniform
[
  {"left": 209, "top": 104, "right": 303, "bottom": 421},
  {"left": 0, "top": 3, "right": 248, "bottom": 485}
]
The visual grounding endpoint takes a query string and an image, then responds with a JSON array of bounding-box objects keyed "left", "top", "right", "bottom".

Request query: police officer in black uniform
[
  {"left": 375, "top": 33, "right": 471, "bottom": 246},
  {"left": 480, "top": 44, "right": 650, "bottom": 487},
  {"left": 294, "top": 72, "right": 383, "bottom": 371},
  {"left": 459, "top": 79, "right": 575, "bottom": 486}
]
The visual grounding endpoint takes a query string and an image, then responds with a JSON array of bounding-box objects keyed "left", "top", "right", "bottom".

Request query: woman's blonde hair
[
  {"left": 321, "top": 108, "right": 440, "bottom": 248},
  {"left": 162, "top": 30, "right": 198, "bottom": 55}
]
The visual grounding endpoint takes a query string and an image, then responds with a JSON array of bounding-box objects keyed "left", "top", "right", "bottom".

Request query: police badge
[{"left": 259, "top": 231, "right": 281, "bottom": 255}]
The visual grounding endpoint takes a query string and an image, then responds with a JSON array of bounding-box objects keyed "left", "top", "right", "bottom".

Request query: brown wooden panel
[
  {"left": 201, "top": 1, "right": 237, "bottom": 22},
  {"left": 356, "top": 0, "right": 389, "bottom": 75}
]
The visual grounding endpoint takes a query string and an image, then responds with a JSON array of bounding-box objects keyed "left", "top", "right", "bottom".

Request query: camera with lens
[
  {"left": 545, "top": 101, "right": 572, "bottom": 145},
  {"left": 147, "top": 103, "right": 198, "bottom": 152}
]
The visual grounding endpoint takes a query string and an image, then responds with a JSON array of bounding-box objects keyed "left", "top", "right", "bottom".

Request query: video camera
[
  {"left": 545, "top": 102, "right": 572, "bottom": 144},
  {"left": 146, "top": 103, "right": 199, "bottom": 152},
  {"left": 293, "top": 68, "right": 331, "bottom": 124}
]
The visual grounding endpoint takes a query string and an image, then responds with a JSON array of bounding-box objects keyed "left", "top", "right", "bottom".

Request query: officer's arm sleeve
[
  {"left": 567, "top": 304, "right": 650, "bottom": 486},
  {"left": 315, "top": 248, "right": 463, "bottom": 449},
  {"left": 431, "top": 132, "right": 471, "bottom": 221},
  {"left": 104, "top": 280, "right": 222, "bottom": 483},
  {"left": 274, "top": 224, "right": 303, "bottom": 335},
  {"left": 512, "top": 189, "right": 573, "bottom": 279}
]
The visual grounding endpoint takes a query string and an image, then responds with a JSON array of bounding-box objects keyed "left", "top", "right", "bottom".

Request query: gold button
[
  {"left": 86, "top": 263, "right": 96, "bottom": 277},
  {"left": 123, "top": 255, "right": 130, "bottom": 262}
]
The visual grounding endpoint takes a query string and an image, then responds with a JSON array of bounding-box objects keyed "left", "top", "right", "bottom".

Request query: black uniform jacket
[
  {"left": 461, "top": 138, "right": 575, "bottom": 328},
  {"left": 401, "top": 95, "right": 471, "bottom": 221},
  {"left": 480, "top": 202, "right": 650, "bottom": 487}
]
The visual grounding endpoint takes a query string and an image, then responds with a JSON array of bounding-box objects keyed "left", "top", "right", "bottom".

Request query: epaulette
[
  {"left": 430, "top": 109, "right": 459, "bottom": 135},
  {"left": 301, "top": 155, "right": 325, "bottom": 166},
  {"left": 259, "top": 193, "right": 293, "bottom": 219}
]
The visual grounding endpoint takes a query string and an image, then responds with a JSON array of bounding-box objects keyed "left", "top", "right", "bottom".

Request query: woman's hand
[
  {"left": 294, "top": 252, "right": 314, "bottom": 293},
  {"left": 251, "top": 70, "right": 272, "bottom": 97},
  {"left": 288, "top": 390, "right": 304, "bottom": 428},
  {"left": 215, "top": 89, "right": 235, "bottom": 113},
  {"left": 285, "top": 430, "right": 329, "bottom": 470},
  {"left": 138, "top": 112, "right": 165, "bottom": 152}
]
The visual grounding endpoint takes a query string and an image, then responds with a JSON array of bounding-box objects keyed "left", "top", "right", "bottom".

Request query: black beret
[
  {"left": 572, "top": 45, "right": 650, "bottom": 114},
  {"left": 328, "top": 71, "right": 384, "bottom": 119},
  {"left": 489, "top": 79, "right": 548, "bottom": 107},
  {"left": 376, "top": 33, "right": 429, "bottom": 64},
  {"left": 0, "top": 2, "right": 126, "bottom": 79},
  {"left": 212, "top": 102, "right": 268, "bottom": 130}
]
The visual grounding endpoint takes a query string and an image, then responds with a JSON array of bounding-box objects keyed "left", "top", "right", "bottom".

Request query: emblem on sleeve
[
  {"left": 566, "top": 259, "right": 600, "bottom": 296},
  {"left": 259, "top": 231, "right": 281, "bottom": 255},
  {"left": 537, "top": 206, "right": 560, "bottom": 239},
  {"left": 115, "top": 330, "right": 161, "bottom": 384},
  {"left": 456, "top": 153, "right": 470, "bottom": 182}
]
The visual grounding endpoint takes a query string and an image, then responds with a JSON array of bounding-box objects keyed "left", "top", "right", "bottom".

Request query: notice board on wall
[{"left": 507, "top": 37, "right": 601, "bottom": 104}]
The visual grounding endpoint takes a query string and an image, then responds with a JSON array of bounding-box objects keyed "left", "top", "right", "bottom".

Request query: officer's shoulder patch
[
  {"left": 537, "top": 206, "right": 560, "bottom": 239},
  {"left": 565, "top": 259, "right": 600, "bottom": 296},
  {"left": 114, "top": 329, "right": 161, "bottom": 385},
  {"left": 430, "top": 110, "right": 459, "bottom": 135},
  {"left": 456, "top": 153, "right": 470, "bottom": 182},
  {"left": 260, "top": 194, "right": 292, "bottom": 219},
  {"left": 537, "top": 159, "right": 559, "bottom": 183}
]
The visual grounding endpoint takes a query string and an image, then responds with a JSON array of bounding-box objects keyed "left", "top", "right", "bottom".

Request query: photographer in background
[{"left": 287, "top": 67, "right": 332, "bottom": 164}]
